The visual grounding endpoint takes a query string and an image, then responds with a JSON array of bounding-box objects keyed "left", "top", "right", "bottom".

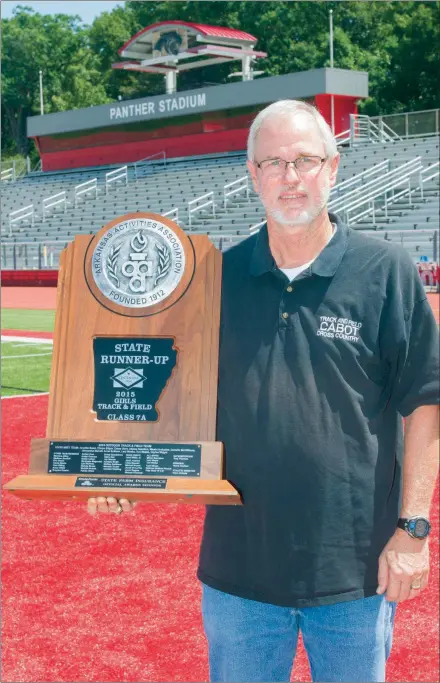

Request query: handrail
[
  {"left": 163, "top": 207, "right": 179, "bottom": 224},
  {"left": 330, "top": 160, "right": 391, "bottom": 198},
  {"left": 334, "top": 129, "right": 350, "bottom": 140},
  {"left": 134, "top": 151, "right": 166, "bottom": 180},
  {"left": 339, "top": 163, "right": 426, "bottom": 225},
  {"left": 380, "top": 119, "right": 401, "bottom": 141},
  {"left": 334, "top": 129, "right": 351, "bottom": 147},
  {"left": 42, "top": 190, "right": 67, "bottom": 221},
  {"left": 1, "top": 167, "right": 15, "bottom": 182},
  {"left": 350, "top": 114, "right": 372, "bottom": 144},
  {"left": 348, "top": 114, "right": 401, "bottom": 146},
  {"left": 188, "top": 191, "right": 215, "bottom": 227},
  {"left": 344, "top": 176, "right": 413, "bottom": 224},
  {"left": 8, "top": 204, "right": 35, "bottom": 236},
  {"left": 359, "top": 117, "right": 400, "bottom": 143},
  {"left": 105, "top": 165, "right": 128, "bottom": 194},
  {"left": 419, "top": 162, "right": 439, "bottom": 199},
  {"left": 74, "top": 178, "right": 98, "bottom": 206},
  {"left": 136, "top": 151, "right": 166, "bottom": 165},
  {"left": 223, "top": 175, "right": 249, "bottom": 208},
  {"left": 1, "top": 159, "right": 28, "bottom": 180},
  {"left": 329, "top": 157, "right": 422, "bottom": 212}
]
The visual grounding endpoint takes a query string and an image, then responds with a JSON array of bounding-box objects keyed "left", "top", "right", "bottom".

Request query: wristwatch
[{"left": 397, "top": 517, "right": 431, "bottom": 539}]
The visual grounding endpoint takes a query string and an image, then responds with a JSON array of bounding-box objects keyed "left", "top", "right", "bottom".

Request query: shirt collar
[{"left": 249, "top": 212, "right": 349, "bottom": 278}]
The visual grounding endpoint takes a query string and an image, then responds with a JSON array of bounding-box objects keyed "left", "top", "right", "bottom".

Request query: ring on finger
[
  {"left": 410, "top": 576, "right": 423, "bottom": 589},
  {"left": 114, "top": 504, "right": 123, "bottom": 515}
]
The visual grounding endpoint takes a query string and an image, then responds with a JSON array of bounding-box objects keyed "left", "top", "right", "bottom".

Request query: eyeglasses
[{"left": 255, "top": 156, "right": 326, "bottom": 175}]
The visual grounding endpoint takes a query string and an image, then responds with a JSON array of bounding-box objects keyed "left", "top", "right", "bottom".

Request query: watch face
[{"left": 411, "top": 518, "right": 430, "bottom": 538}]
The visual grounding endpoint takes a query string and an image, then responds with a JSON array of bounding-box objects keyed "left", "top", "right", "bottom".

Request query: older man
[{"left": 89, "top": 100, "right": 439, "bottom": 683}]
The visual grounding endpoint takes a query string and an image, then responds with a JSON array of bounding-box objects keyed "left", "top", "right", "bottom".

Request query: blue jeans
[{"left": 202, "top": 584, "right": 397, "bottom": 682}]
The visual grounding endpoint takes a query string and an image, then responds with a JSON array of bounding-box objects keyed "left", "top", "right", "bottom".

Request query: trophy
[{"left": 4, "top": 213, "right": 242, "bottom": 505}]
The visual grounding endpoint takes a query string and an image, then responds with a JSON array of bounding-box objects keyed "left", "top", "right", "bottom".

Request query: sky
[{"left": 1, "top": 1, "right": 123, "bottom": 24}]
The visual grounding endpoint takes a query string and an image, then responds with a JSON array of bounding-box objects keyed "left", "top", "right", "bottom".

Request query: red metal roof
[{"left": 119, "top": 21, "right": 257, "bottom": 55}]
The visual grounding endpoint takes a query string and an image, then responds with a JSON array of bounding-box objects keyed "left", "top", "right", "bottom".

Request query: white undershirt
[{"left": 279, "top": 225, "right": 337, "bottom": 281}]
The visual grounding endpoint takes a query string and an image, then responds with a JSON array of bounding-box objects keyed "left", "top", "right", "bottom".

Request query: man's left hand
[{"left": 377, "top": 529, "right": 429, "bottom": 603}]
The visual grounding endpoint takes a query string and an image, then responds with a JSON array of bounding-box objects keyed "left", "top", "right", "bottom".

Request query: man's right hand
[{"left": 87, "top": 496, "right": 137, "bottom": 516}]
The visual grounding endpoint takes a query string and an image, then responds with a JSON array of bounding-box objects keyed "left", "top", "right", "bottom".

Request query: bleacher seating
[{"left": 1, "top": 136, "right": 438, "bottom": 264}]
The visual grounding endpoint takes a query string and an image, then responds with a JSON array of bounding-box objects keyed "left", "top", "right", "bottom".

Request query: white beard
[{"left": 261, "top": 185, "right": 331, "bottom": 227}]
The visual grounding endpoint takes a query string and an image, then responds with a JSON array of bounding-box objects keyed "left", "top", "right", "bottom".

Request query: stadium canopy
[{"left": 112, "top": 20, "right": 267, "bottom": 92}]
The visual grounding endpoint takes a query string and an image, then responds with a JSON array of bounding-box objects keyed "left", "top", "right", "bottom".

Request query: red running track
[
  {"left": 1, "top": 394, "right": 439, "bottom": 682},
  {"left": 1, "top": 286, "right": 57, "bottom": 310}
]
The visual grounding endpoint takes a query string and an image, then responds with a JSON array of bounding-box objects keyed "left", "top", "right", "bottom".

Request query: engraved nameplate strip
[{"left": 49, "top": 442, "right": 201, "bottom": 477}]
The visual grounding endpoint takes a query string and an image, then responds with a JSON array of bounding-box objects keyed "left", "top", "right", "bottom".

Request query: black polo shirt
[{"left": 197, "top": 213, "right": 439, "bottom": 608}]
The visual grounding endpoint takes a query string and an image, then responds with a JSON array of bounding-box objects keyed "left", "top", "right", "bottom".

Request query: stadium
[{"left": 1, "top": 5, "right": 439, "bottom": 683}]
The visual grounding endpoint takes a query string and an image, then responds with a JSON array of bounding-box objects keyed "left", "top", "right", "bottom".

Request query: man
[{"left": 89, "top": 100, "right": 439, "bottom": 683}]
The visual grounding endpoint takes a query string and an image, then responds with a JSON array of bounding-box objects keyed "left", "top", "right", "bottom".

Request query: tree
[
  {"left": 2, "top": 2, "right": 439, "bottom": 158},
  {"left": 87, "top": 6, "right": 147, "bottom": 101},
  {"left": 1, "top": 6, "right": 110, "bottom": 156},
  {"left": 361, "top": 1, "right": 440, "bottom": 114}
]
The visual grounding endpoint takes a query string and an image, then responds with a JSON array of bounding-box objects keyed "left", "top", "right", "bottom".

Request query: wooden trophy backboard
[{"left": 4, "top": 213, "right": 241, "bottom": 505}]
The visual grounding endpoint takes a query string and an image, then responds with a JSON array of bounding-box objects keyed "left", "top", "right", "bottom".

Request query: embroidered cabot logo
[{"left": 316, "top": 316, "right": 362, "bottom": 342}]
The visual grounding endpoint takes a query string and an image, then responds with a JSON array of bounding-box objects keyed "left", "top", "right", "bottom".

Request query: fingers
[
  {"left": 376, "top": 552, "right": 389, "bottom": 595},
  {"left": 408, "top": 570, "right": 429, "bottom": 601},
  {"left": 87, "top": 497, "right": 98, "bottom": 515},
  {"left": 384, "top": 550, "right": 428, "bottom": 602},
  {"left": 106, "top": 497, "right": 123, "bottom": 514},
  {"left": 383, "top": 549, "right": 406, "bottom": 602},
  {"left": 87, "top": 496, "right": 113, "bottom": 514},
  {"left": 119, "top": 498, "right": 137, "bottom": 513},
  {"left": 87, "top": 496, "right": 137, "bottom": 516}
]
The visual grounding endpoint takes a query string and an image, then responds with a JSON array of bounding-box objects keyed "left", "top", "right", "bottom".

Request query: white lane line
[
  {"left": 1, "top": 392, "right": 49, "bottom": 399},
  {"left": 2, "top": 352, "right": 53, "bottom": 359},
  {"left": 6, "top": 343, "right": 50, "bottom": 350},
  {"left": 1, "top": 335, "right": 53, "bottom": 345},
  {"left": 8, "top": 342, "right": 36, "bottom": 347}
]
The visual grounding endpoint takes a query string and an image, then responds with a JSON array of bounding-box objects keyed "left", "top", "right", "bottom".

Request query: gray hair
[{"left": 247, "top": 99, "right": 338, "bottom": 162}]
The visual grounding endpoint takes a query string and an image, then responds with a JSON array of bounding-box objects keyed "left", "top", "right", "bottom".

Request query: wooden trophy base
[
  {"left": 4, "top": 474, "right": 240, "bottom": 505},
  {"left": 4, "top": 438, "right": 242, "bottom": 505}
]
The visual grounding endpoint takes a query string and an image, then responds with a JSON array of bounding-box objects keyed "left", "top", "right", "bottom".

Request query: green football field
[
  {"left": 1, "top": 309, "right": 54, "bottom": 397},
  {"left": 1, "top": 309, "right": 55, "bottom": 332}
]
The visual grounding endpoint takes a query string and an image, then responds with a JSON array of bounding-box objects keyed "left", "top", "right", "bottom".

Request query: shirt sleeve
[
  {"left": 378, "top": 247, "right": 439, "bottom": 418},
  {"left": 393, "top": 297, "right": 440, "bottom": 417}
]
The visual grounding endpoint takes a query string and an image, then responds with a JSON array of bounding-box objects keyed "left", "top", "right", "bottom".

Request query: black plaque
[
  {"left": 75, "top": 477, "right": 167, "bottom": 489},
  {"left": 48, "top": 441, "right": 201, "bottom": 476},
  {"left": 93, "top": 337, "right": 177, "bottom": 421}
]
